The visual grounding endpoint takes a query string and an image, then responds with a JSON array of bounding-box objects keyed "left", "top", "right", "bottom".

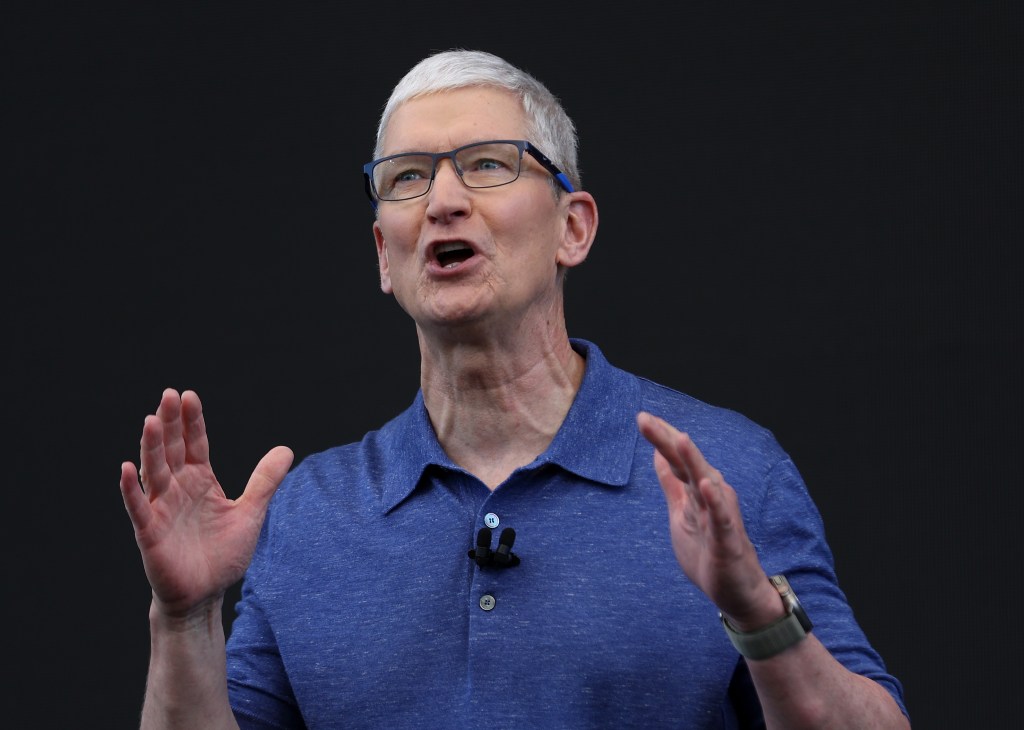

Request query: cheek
[
  {"left": 495, "top": 194, "right": 561, "bottom": 243},
  {"left": 510, "top": 213, "right": 565, "bottom": 267},
  {"left": 378, "top": 213, "right": 420, "bottom": 250}
]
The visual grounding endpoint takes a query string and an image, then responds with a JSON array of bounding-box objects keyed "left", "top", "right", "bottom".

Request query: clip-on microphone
[
  {"left": 469, "top": 527, "right": 492, "bottom": 567},
  {"left": 467, "top": 527, "right": 520, "bottom": 568}
]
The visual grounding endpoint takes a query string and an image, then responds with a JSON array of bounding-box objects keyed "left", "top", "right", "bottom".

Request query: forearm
[
  {"left": 140, "top": 596, "right": 239, "bottom": 730},
  {"left": 747, "top": 635, "right": 909, "bottom": 730}
]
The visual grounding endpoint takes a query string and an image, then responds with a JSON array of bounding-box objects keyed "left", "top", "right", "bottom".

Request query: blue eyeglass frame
[{"left": 362, "top": 139, "right": 575, "bottom": 210}]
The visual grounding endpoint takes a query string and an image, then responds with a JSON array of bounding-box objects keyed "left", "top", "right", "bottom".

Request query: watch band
[{"left": 720, "top": 574, "right": 812, "bottom": 660}]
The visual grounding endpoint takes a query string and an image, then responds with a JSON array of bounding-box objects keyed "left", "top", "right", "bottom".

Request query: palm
[
  {"left": 137, "top": 464, "right": 248, "bottom": 608},
  {"left": 120, "top": 389, "right": 293, "bottom": 617}
]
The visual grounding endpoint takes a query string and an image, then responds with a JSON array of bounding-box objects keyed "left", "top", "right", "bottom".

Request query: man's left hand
[{"left": 636, "top": 411, "right": 783, "bottom": 629}]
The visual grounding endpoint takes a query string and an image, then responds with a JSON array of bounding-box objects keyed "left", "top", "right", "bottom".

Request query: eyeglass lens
[{"left": 372, "top": 142, "right": 523, "bottom": 201}]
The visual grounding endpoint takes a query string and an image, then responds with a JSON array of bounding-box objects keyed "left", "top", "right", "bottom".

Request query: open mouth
[{"left": 434, "top": 241, "right": 475, "bottom": 269}]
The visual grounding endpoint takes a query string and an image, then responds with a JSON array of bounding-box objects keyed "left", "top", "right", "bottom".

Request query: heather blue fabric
[{"left": 226, "top": 339, "right": 907, "bottom": 729}]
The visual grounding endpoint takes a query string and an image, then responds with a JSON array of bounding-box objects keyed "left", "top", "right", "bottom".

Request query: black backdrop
[{"left": 7, "top": 2, "right": 1022, "bottom": 727}]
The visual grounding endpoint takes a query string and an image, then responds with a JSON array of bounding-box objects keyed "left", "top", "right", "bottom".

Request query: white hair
[{"left": 373, "top": 49, "right": 581, "bottom": 191}]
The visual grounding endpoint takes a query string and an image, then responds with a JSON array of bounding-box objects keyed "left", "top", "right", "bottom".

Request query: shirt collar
[
  {"left": 377, "top": 339, "right": 641, "bottom": 514},
  {"left": 535, "top": 339, "right": 640, "bottom": 486}
]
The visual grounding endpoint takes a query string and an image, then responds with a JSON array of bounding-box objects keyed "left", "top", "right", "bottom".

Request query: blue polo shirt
[{"left": 226, "top": 339, "right": 907, "bottom": 729}]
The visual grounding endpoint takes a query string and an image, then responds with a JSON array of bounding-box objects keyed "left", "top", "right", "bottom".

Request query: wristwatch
[{"left": 720, "top": 574, "right": 813, "bottom": 660}]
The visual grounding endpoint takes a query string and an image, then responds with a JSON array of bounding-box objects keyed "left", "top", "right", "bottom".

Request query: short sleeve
[
  {"left": 226, "top": 531, "right": 307, "bottom": 729},
  {"left": 749, "top": 455, "right": 908, "bottom": 719}
]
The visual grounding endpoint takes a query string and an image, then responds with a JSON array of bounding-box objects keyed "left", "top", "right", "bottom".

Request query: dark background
[{"left": 7, "top": 2, "right": 1022, "bottom": 726}]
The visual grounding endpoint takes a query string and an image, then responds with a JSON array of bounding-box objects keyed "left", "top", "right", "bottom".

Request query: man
[{"left": 120, "top": 49, "right": 910, "bottom": 728}]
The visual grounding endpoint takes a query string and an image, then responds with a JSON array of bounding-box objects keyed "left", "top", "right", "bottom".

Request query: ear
[
  {"left": 373, "top": 222, "right": 393, "bottom": 294},
  {"left": 555, "top": 191, "right": 599, "bottom": 269}
]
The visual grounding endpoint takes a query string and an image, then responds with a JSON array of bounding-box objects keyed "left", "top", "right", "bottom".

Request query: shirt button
[
  {"left": 484, "top": 513, "right": 500, "bottom": 529},
  {"left": 479, "top": 594, "right": 496, "bottom": 611}
]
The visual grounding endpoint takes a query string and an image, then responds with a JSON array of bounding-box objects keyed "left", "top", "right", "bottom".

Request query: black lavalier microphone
[
  {"left": 467, "top": 526, "right": 520, "bottom": 568},
  {"left": 469, "top": 527, "right": 492, "bottom": 567},
  {"left": 492, "top": 528, "right": 519, "bottom": 567}
]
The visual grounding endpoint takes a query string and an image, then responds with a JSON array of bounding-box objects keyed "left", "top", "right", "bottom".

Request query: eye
[
  {"left": 373, "top": 154, "right": 434, "bottom": 198},
  {"left": 386, "top": 157, "right": 430, "bottom": 184},
  {"left": 392, "top": 164, "right": 429, "bottom": 183},
  {"left": 458, "top": 143, "right": 520, "bottom": 179},
  {"left": 474, "top": 157, "right": 506, "bottom": 172}
]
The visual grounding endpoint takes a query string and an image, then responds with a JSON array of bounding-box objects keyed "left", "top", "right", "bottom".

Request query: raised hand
[
  {"left": 120, "top": 389, "right": 293, "bottom": 618},
  {"left": 636, "top": 411, "right": 780, "bottom": 629}
]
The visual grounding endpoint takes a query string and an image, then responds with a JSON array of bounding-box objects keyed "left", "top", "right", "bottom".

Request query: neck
[{"left": 418, "top": 324, "right": 584, "bottom": 490}]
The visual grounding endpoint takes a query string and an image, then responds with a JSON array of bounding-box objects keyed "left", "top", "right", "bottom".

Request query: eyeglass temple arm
[
  {"left": 363, "top": 173, "right": 379, "bottom": 211},
  {"left": 525, "top": 145, "right": 575, "bottom": 193}
]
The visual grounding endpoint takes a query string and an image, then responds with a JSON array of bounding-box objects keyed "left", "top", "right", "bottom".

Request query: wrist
[
  {"left": 721, "top": 579, "right": 789, "bottom": 632},
  {"left": 721, "top": 575, "right": 813, "bottom": 660},
  {"left": 150, "top": 594, "right": 225, "bottom": 634}
]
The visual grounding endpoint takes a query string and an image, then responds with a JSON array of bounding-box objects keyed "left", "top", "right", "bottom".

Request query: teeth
[{"left": 436, "top": 242, "right": 469, "bottom": 255}]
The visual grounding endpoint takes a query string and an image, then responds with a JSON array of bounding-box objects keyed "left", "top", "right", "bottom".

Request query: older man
[{"left": 121, "top": 49, "right": 909, "bottom": 728}]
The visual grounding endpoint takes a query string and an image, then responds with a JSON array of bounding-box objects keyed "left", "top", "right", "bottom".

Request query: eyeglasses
[{"left": 362, "top": 139, "right": 574, "bottom": 209}]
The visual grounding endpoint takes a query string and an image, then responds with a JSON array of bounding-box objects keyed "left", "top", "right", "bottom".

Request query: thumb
[{"left": 239, "top": 445, "right": 294, "bottom": 515}]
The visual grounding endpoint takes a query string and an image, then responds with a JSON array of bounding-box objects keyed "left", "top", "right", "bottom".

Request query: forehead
[{"left": 382, "top": 86, "right": 528, "bottom": 155}]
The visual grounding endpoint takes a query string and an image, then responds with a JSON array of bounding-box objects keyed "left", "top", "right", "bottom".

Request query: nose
[{"left": 425, "top": 157, "right": 471, "bottom": 221}]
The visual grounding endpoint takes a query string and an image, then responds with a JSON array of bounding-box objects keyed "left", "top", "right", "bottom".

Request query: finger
[
  {"left": 139, "top": 414, "right": 173, "bottom": 498},
  {"left": 156, "top": 388, "right": 187, "bottom": 472},
  {"left": 637, "top": 412, "right": 706, "bottom": 509},
  {"left": 652, "top": 449, "right": 682, "bottom": 505},
  {"left": 180, "top": 390, "right": 211, "bottom": 466},
  {"left": 655, "top": 415, "right": 731, "bottom": 510},
  {"left": 674, "top": 431, "right": 723, "bottom": 489},
  {"left": 652, "top": 445, "right": 703, "bottom": 521},
  {"left": 637, "top": 411, "right": 688, "bottom": 476},
  {"left": 697, "top": 476, "right": 738, "bottom": 541},
  {"left": 119, "top": 461, "right": 153, "bottom": 532}
]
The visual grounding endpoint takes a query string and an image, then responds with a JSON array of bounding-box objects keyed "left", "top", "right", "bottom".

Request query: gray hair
[{"left": 373, "top": 49, "right": 582, "bottom": 191}]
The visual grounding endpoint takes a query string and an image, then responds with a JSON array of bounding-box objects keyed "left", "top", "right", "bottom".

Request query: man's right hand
[{"left": 119, "top": 388, "right": 294, "bottom": 618}]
